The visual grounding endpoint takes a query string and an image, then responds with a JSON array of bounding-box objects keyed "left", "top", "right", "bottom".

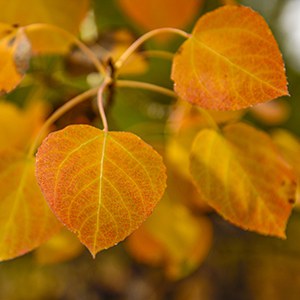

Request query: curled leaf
[
  {"left": 0, "top": 27, "right": 31, "bottom": 92},
  {"left": 36, "top": 125, "right": 167, "bottom": 257},
  {"left": 190, "top": 123, "right": 297, "bottom": 237},
  {"left": 171, "top": 6, "right": 288, "bottom": 110}
]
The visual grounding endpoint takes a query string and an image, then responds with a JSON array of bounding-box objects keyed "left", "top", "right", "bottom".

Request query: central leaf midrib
[
  {"left": 191, "top": 37, "right": 286, "bottom": 94},
  {"left": 93, "top": 131, "right": 108, "bottom": 252}
]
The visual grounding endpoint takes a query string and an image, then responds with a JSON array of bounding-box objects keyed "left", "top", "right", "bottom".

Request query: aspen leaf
[
  {"left": 171, "top": 6, "right": 288, "bottom": 110},
  {"left": 0, "top": 27, "right": 31, "bottom": 92},
  {"left": 0, "top": 150, "right": 61, "bottom": 261},
  {"left": 0, "top": 0, "right": 90, "bottom": 54},
  {"left": 126, "top": 197, "right": 212, "bottom": 279},
  {"left": 167, "top": 100, "right": 243, "bottom": 179},
  {"left": 190, "top": 123, "right": 297, "bottom": 237},
  {"left": 35, "top": 125, "right": 167, "bottom": 257},
  {"left": 117, "top": 0, "right": 203, "bottom": 39}
]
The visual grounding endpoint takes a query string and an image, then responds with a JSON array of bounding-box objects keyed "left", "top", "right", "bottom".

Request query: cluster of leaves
[{"left": 0, "top": 0, "right": 299, "bottom": 280}]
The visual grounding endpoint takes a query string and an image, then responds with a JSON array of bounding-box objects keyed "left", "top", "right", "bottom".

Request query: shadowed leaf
[
  {"left": 126, "top": 196, "right": 212, "bottom": 280},
  {"left": 0, "top": 150, "right": 61, "bottom": 261},
  {"left": 190, "top": 123, "right": 296, "bottom": 237}
]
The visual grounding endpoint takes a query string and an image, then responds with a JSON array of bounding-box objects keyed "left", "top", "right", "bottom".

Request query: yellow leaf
[
  {"left": 167, "top": 100, "right": 243, "bottom": 179},
  {"left": 190, "top": 123, "right": 297, "bottom": 237},
  {"left": 0, "top": 0, "right": 90, "bottom": 54},
  {"left": 0, "top": 149, "right": 61, "bottom": 261},
  {"left": 0, "top": 0, "right": 89, "bottom": 33},
  {"left": 126, "top": 197, "right": 212, "bottom": 280},
  {"left": 35, "top": 125, "right": 167, "bottom": 257},
  {"left": 171, "top": 6, "right": 288, "bottom": 110},
  {"left": 118, "top": 0, "right": 203, "bottom": 40}
]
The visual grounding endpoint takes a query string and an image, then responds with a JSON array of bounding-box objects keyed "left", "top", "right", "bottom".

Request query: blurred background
[{"left": 1, "top": 0, "right": 300, "bottom": 299}]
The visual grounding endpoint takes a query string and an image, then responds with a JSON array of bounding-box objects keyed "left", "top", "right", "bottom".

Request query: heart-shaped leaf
[
  {"left": 36, "top": 125, "right": 167, "bottom": 256},
  {"left": 171, "top": 6, "right": 288, "bottom": 110}
]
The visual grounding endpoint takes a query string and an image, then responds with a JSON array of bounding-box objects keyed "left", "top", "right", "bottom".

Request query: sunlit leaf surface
[
  {"left": 36, "top": 125, "right": 167, "bottom": 256},
  {"left": 172, "top": 6, "right": 288, "bottom": 110}
]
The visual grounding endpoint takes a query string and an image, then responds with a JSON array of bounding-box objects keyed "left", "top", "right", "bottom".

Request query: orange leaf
[
  {"left": 0, "top": 26, "right": 31, "bottom": 92},
  {"left": 35, "top": 125, "right": 167, "bottom": 257},
  {"left": 0, "top": 149, "right": 61, "bottom": 261},
  {"left": 171, "top": 6, "right": 288, "bottom": 110},
  {"left": 190, "top": 123, "right": 297, "bottom": 237},
  {"left": 118, "top": 0, "right": 203, "bottom": 38}
]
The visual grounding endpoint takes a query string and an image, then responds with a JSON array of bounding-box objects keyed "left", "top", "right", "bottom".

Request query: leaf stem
[
  {"left": 27, "top": 87, "right": 99, "bottom": 158},
  {"left": 115, "top": 28, "right": 190, "bottom": 70},
  {"left": 116, "top": 80, "right": 177, "bottom": 99},
  {"left": 140, "top": 50, "right": 174, "bottom": 61},
  {"left": 116, "top": 80, "right": 219, "bottom": 131},
  {"left": 98, "top": 78, "right": 111, "bottom": 132},
  {"left": 25, "top": 23, "right": 107, "bottom": 76}
]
